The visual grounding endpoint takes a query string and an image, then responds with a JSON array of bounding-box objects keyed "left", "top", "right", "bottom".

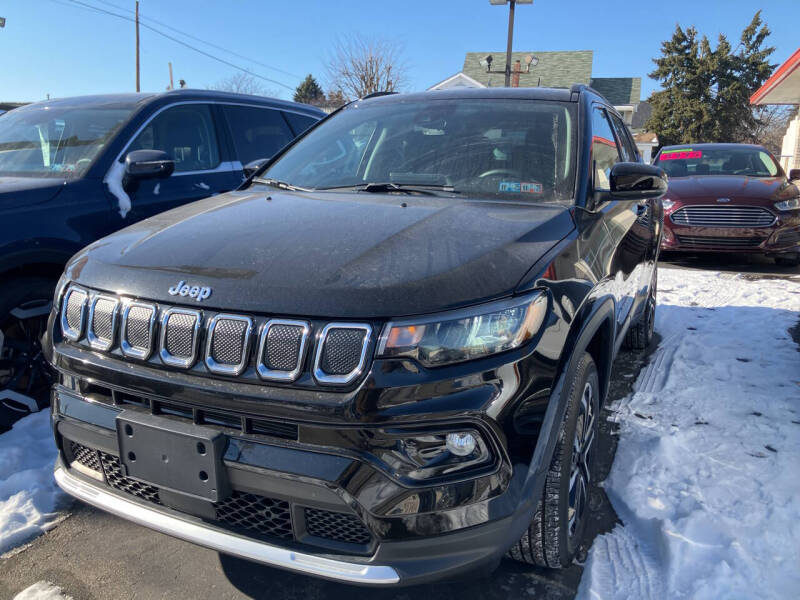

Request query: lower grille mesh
[
  {"left": 215, "top": 492, "right": 293, "bottom": 539},
  {"left": 676, "top": 234, "right": 763, "bottom": 248},
  {"left": 71, "top": 448, "right": 370, "bottom": 548},
  {"left": 99, "top": 451, "right": 162, "bottom": 505},
  {"left": 305, "top": 508, "right": 372, "bottom": 545},
  {"left": 69, "top": 441, "right": 101, "bottom": 472}
]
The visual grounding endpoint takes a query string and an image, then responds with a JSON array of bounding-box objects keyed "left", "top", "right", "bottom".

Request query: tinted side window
[
  {"left": 223, "top": 105, "right": 293, "bottom": 165},
  {"left": 129, "top": 104, "right": 220, "bottom": 172},
  {"left": 609, "top": 114, "right": 638, "bottom": 163},
  {"left": 591, "top": 107, "right": 621, "bottom": 190},
  {"left": 283, "top": 112, "right": 319, "bottom": 136}
]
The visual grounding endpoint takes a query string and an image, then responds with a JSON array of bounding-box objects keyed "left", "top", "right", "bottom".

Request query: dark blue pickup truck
[{"left": 0, "top": 90, "right": 323, "bottom": 422}]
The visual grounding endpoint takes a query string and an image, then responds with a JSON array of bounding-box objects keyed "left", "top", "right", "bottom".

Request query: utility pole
[
  {"left": 503, "top": 1, "right": 515, "bottom": 87},
  {"left": 168, "top": 62, "right": 174, "bottom": 91},
  {"left": 488, "top": 0, "right": 533, "bottom": 87},
  {"left": 135, "top": 1, "right": 140, "bottom": 92}
]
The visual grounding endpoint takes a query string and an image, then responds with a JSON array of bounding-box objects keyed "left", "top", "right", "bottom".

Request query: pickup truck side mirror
[
  {"left": 125, "top": 149, "right": 175, "bottom": 180},
  {"left": 789, "top": 168, "right": 800, "bottom": 181},
  {"left": 609, "top": 162, "right": 668, "bottom": 200},
  {"left": 243, "top": 158, "right": 270, "bottom": 179}
]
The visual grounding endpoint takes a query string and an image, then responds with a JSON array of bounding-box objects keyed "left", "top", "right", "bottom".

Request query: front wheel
[
  {"left": 624, "top": 271, "right": 657, "bottom": 350},
  {"left": 509, "top": 352, "right": 600, "bottom": 568},
  {"left": 1, "top": 277, "right": 56, "bottom": 426}
]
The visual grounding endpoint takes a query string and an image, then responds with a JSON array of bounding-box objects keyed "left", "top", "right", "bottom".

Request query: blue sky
[{"left": 1, "top": 0, "right": 798, "bottom": 103}]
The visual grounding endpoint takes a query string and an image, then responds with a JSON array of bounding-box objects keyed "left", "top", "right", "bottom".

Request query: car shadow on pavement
[{"left": 218, "top": 340, "right": 660, "bottom": 600}]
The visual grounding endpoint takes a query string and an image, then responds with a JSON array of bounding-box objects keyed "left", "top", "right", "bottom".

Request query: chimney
[{"left": 511, "top": 60, "right": 521, "bottom": 87}]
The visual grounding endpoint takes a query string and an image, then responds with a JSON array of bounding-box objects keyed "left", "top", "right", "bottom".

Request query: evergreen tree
[
  {"left": 646, "top": 12, "right": 775, "bottom": 147},
  {"left": 293, "top": 74, "right": 325, "bottom": 105}
]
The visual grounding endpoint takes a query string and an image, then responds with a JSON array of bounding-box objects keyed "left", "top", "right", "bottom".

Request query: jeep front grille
[
  {"left": 87, "top": 295, "right": 119, "bottom": 351},
  {"left": 59, "top": 285, "right": 374, "bottom": 387}
]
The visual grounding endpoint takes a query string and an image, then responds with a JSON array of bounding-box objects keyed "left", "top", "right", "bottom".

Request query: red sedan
[{"left": 655, "top": 143, "right": 800, "bottom": 266}]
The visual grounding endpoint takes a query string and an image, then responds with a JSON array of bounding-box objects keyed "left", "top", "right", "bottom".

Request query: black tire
[
  {"left": 0, "top": 277, "right": 56, "bottom": 423},
  {"left": 774, "top": 254, "right": 800, "bottom": 267},
  {"left": 624, "top": 271, "right": 657, "bottom": 350},
  {"left": 509, "top": 352, "right": 600, "bottom": 568}
]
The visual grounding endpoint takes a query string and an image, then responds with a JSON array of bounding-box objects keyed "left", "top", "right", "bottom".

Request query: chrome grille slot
[
  {"left": 676, "top": 234, "right": 764, "bottom": 248},
  {"left": 671, "top": 206, "right": 776, "bottom": 228},
  {"left": 314, "top": 323, "right": 372, "bottom": 385},
  {"left": 61, "top": 287, "right": 88, "bottom": 341},
  {"left": 121, "top": 302, "right": 156, "bottom": 360},
  {"left": 257, "top": 319, "right": 310, "bottom": 382},
  {"left": 205, "top": 314, "right": 252, "bottom": 375},
  {"left": 87, "top": 295, "right": 119, "bottom": 351},
  {"left": 159, "top": 308, "right": 201, "bottom": 368}
]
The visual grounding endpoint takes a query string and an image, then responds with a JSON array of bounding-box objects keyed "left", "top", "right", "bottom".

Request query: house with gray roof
[{"left": 429, "top": 49, "right": 655, "bottom": 158}]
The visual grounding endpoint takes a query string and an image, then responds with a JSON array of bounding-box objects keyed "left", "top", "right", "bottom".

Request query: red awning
[{"left": 751, "top": 48, "right": 800, "bottom": 105}]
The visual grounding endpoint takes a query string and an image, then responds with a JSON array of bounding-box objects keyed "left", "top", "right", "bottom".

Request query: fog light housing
[{"left": 446, "top": 432, "right": 477, "bottom": 456}]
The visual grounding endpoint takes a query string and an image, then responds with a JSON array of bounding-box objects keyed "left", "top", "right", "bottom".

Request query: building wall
[{"left": 781, "top": 115, "right": 800, "bottom": 171}]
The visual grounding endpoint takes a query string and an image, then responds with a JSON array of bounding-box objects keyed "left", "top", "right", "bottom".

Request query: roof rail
[{"left": 360, "top": 91, "right": 398, "bottom": 100}]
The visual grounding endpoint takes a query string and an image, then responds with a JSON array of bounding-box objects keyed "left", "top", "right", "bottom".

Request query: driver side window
[
  {"left": 591, "top": 107, "right": 621, "bottom": 191},
  {"left": 129, "top": 104, "right": 220, "bottom": 173}
]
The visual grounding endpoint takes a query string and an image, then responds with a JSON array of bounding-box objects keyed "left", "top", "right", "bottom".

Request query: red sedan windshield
[{"left": 655, "top": 146, "right": 780, "bottom": 178}]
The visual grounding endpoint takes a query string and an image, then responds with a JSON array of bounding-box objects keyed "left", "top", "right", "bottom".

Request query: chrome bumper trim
[{"left": 54, "top": 466, "right": 400, "bottom": 585}]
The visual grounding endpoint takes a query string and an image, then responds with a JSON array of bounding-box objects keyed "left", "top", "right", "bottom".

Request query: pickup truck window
[
  {"left": 262, "top": 98, "right": 577, "bottom": 203},
  {"left": 0, "top": 104, "right": 134, "bottom": 178},
  {"left": 128, "top": 104, "right": 220, "bottom": 173}
]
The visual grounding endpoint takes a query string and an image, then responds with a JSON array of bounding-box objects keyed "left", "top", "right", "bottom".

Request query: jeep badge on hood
[{"left": 168, "top": 280, "right": 212, "bottom": 302}]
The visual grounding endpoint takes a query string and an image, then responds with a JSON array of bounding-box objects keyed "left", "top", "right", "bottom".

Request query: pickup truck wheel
[
  {"left": 624, "top": 272, "right": 657, "bottom": 350},
  {"left": 0, "top": 277, "right": 55, "bottom": 424},
  {"left": 509, "top": 352, "right": 599, "bottom": 568}
]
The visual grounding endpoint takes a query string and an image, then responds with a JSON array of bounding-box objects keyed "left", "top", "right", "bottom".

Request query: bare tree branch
[
  {"left": 326, "top": 34, "right": 407, "bottom": 101},
  {"left": 208, "top": 72, "right": 277, "bottom": 97}
]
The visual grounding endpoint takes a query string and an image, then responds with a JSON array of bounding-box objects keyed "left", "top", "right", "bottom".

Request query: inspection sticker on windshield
[
  {"left": 499, "top": 181, "right": 543, "bottom": 193},
  {"left": 661, "top": 149, "right": 702, "bottom": 160}
]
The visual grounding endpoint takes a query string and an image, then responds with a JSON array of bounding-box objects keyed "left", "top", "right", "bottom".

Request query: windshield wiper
[
  {"left": 321, "top": 182, "right": 460, "bottom": 195},
  {"left": 253, "top": 177, "right": 311, "bottom": 192}
]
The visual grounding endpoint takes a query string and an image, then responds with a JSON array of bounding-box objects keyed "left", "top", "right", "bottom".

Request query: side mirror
[
  {"left": 124, "top": 149, "right": 175, "bottom": 180},
  {"left": 789, "top": 169, "right": 800, "bottom": 181},
  {"left": 610, "top": 162, "right": 668, "bottom": 200},
  {"left": 243, "top": 158, "right": 270, "bottom": 179}
]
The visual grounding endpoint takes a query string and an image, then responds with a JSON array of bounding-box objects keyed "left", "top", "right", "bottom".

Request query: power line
[
  {"left": 62, "top": 0, "right": 296, "bottom": 91},
  {"left": 91, "top": 0, "right": 303, "bottom": 80}
]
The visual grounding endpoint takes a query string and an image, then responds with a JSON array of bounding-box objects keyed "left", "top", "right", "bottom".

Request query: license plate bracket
[{"left": 116, "top": 410, "right": 230, "bottom": 502}]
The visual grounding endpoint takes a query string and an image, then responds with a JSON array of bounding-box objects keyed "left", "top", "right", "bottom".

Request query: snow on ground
[
  {"left": 579, "top": 267, "right": 800, "bottom": 600},
  {"left": 0, "top": 410, "right": 70, "bottom": 555},
  {"left": 13, "top": 581, "right": 73, "bottom": 600}
]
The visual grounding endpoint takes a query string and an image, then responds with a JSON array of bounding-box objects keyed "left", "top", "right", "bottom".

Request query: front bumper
[
  {"left": 54, "top": 463, "right": 401, "bottom": 585},
  {"left": 661, "top": 209, "right": 800, "bottom": 255}
]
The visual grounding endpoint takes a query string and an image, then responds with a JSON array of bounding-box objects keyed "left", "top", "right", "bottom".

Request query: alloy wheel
[{"left": 567, "top": 380, "right": 595, "bottom": 539}]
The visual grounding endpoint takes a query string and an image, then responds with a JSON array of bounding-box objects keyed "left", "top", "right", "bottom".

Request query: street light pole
[{"left": 504, "top": 0, "right": 515, "bottom": 87}]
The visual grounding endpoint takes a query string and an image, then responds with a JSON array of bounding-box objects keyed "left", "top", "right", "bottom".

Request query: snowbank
[
  {"left": 579, "top": 268, "right": 800, "bottom": 599},
  {"left": 0, "top": 411, "right": 70, "bottom": 555},
  {"left": 13, "top": 581, "right": 72, "bottom": 600}
]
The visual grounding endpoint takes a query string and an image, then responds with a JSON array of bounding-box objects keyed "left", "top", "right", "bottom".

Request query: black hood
[
  {"left": 67, "top": 188, "right": 574, "bottom": 318},
  {"left": 0, "top": 176, "right": 66, "bottom": 208}
]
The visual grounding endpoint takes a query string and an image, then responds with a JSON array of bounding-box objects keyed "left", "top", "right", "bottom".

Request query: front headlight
[
  {"left": 377, "top": 292, "right": 548, "bottom": 367},
  {"left": 775, "top": 197, "right": 800, "bottom": 211}
]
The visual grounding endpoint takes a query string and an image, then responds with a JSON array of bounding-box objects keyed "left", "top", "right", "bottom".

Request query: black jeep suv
[
  {"left": 0, "top": 90, "right": 322, "bottom": 421},
  {"left": 45, "top": 86, "right": 665, "bottom": 585}
]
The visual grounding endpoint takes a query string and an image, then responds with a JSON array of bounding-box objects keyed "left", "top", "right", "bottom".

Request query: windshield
[
  {"left": 261, "top": 98, "right": 577, "bottom": 202},
  {"left": 655, "top": 146, "right": 780, "bottom": 178},
  {"left": 0, "top": 102, "right": 136, "bottom": 178}
]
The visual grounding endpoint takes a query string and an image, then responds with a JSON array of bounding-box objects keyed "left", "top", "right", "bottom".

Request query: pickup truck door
[{"left": 108, "top": 103, "right": 241, "bottom": 224}]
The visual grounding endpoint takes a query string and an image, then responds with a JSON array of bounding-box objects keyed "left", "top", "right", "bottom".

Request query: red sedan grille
[{"left": 671, "top": 206, "right": 776, "bottom": 228}]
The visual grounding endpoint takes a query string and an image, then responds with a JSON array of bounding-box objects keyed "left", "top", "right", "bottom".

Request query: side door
[
  {"left": 221, "top": 104, "right": 296, "bottom": 169},
  {"left": 608, "top": 111, "right": 657, "bottom": 313},
  {"left": 588, "top": 106, "right": 646, "bottom": 333},
  {"left": 116, "top": 103, "right": 240, "bottom": 222}
]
